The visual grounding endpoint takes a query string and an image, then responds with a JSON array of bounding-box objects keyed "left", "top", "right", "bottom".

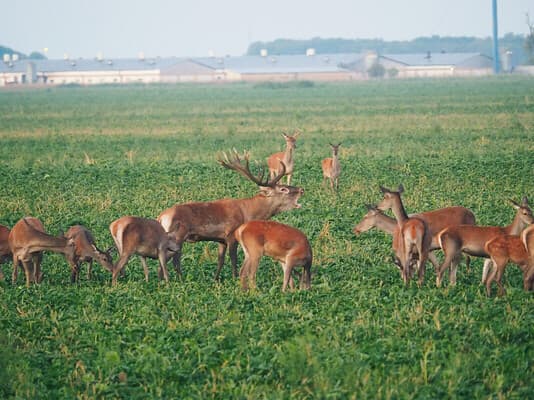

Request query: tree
[
  {"left": 28, "top": 51, "right": 46, "bottom": 60},
  {"left": 367, "top": 62, "right": 386, "bottom": 79},
  {"left": 525, "top": 13, "right": 534, "bottom": 64}
]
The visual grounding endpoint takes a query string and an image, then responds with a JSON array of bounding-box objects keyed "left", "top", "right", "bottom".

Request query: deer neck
[
  {"left": 23, "top": 228, "right": 69, "bottom": 253},
  {"left": 241, "top": 194, "right": 283, "bottom": 221},
  {"left": 283, "top": 146, "right": 294, "bottom": 164},
  {"left": 391, "top": 198, "right": 409, "bottom": 226},
  {"left": 506, "top": 212, "right": 528, "bottom": 236},
  {"left": 375, "top": 213, "right": 398, "bottom": 234}
]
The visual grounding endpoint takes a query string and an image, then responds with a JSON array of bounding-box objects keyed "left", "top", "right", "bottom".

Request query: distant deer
[
  {"left": 235, "top": 220, "right": 312, "bottom": 292},
  {"left": 8, "top": 217, "right": 77, "bottom": 286},
  {"left": 65, "top": 225, "right": 114, "bottom": 281},
  {"left": 109, "top": 216, "right": 181, "bottom": 285},
  {"left": 484, "top": 224, "right": 534, "bottom": 296},
  {"left": 0, "top": 224, "right": 11, "bottom": 281},
  {"left": 158, "top": 150, "right": 304, "bottom": 280},
  {"left": 376, "top": 185, "right": 477, "bottom": 285},
  {"left": 267, "top": 129, "right": 301, "bottom": 185},
  {"left": 321, "top": 142, "right": 341, "bottom": 190},
  {"left": 436, "top": 197, "right": 533, "bottom": 288}
]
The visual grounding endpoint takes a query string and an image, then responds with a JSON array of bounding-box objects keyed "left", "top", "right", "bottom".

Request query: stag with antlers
[{"left": 157, "top": 150, "right": 304, "bottom": 280}]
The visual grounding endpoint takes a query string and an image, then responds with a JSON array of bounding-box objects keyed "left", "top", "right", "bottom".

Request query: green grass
[{"left": 0, "top": 77, "right": 533, "bottom": 399}]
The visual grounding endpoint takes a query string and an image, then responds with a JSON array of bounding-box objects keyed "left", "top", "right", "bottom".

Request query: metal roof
[
  {"left": 193, "top": 53, "right": 365, "bottom": 73},
  {"left": 380, "top": 52, "right": 491, "bottom": 67}
]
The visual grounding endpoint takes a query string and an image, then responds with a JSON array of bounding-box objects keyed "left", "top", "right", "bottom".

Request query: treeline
[
  {"left": 247, "top": 34, "right": 529, "bottom": 64},
  {"left": 0, "top": 45, "right": 46, "bottom": 60}
]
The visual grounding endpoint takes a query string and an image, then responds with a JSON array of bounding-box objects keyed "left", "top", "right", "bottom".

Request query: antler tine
[{"left": 218, "top": 149, "right": 270, "bottom": 187}]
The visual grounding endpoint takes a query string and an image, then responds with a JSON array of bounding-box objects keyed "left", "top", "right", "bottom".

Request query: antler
[{"left": 218, "top": 149, "right": 286, "bottom": 187}]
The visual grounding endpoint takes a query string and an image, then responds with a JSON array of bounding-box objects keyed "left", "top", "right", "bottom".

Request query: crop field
[{"left": 0, "top": 77, "right": 533, "bottom": 399}]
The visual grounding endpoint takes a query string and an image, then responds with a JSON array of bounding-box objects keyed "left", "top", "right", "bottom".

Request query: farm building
[{"left": 0, "top": 50, "right": 514, "bottom": 87}]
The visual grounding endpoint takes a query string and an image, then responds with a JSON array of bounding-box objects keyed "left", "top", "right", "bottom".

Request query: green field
[{"left": 0, "top": 78, "right": 533, "bottom": 399}]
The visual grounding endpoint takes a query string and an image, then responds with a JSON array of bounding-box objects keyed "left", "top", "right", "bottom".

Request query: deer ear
[
  {"left": 366, "top": 204, "right": 377, "bottom": 211},
  {"left": 379, "top": 185, "right": 389, "bottom": 194},
  {"left": 398, "top": 184, "right": 404, "bottom": 194},
  {"left": 522, "top": 196, "right": 529, "bottom": 206},
  {"left": 509, "top": 198, "right": 521, "bottom": 209}
]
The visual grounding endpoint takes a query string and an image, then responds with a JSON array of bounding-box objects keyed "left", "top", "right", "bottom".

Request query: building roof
[
  {"left": 193, "top": 53, "right": 365, "bottom": 74},
  {"left": 380, "top": 52, "right": 492, "bottom": 67}
]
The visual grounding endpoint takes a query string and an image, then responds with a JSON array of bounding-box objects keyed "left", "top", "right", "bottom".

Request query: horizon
[{"left": 1, "top": 0, "right": 532, "bottom": 59}]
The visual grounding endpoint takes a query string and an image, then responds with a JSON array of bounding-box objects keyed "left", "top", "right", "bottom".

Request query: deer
[
  {"left": 109, "top": 216, "right": 181, "bottom": 285},
  {"left": 321, "top": 142, "right": 341, "bottom": 190},
  {"left": 376, "top": 185, "right": 478, "bottom": 283},
  {"left": 235, "top": 220, "right": 312, "bottom": 292},
  {"left": 267, "top": 129, "right": 301, "bottom": 185},
  {"left": 0, "top": 224, "right": 12, "bottom": 281},
  {"left": 436, "top": 197, "right": 533, "bottom": 288},
  {"left": 8, "top": 217, "right": 77, "bottom": 287},
  {"left": 483, "top": 224, "right": 534, "bottom": 296},
  {"left": 157, "top": 150, "right": 304, "bottom": 281},
  {"left": 65, "top": 225, "right": 114, "bottom": 281},
  {"left": 375, "top": 185, "right": 432, "bottom": 285}
]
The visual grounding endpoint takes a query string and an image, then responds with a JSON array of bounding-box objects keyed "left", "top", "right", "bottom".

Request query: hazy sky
[{"left": 2, "top": 0, "right": 532, "bottom": 59}]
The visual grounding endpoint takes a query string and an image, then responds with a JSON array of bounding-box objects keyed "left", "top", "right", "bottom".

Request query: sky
[{"left": 2, "top": 0, "right": 532, "bottom": 59}]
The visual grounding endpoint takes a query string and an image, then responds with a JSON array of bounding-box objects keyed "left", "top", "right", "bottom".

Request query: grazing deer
[
  {"left": 8, "top": 217, "right": 77, "bottom": 286},
  {"left": 376, "top": 185, "right": 477, "bottom": 284},
  {"left": 109, "top": 216, "right": 181, "bottom": 285},
  {"left": 235, "top": 220, "right": 312, "bottom": 292},
  {"left": 321, "top": 142, "right": 341, "bottom": 190},
  {"left": 158, "top": 150, "right": 304, "bottom": 281},
  {"left": 436, "top": 197, "right": 533, "bottom": 288},
  {"left": 267, "top": 129, "right": 301, "bottom": 185},
  {"left": 65, "top": 225, "right": 114, "bottom": 281},
  {"left": 484, "top": 224, "right": 534, "bottom": 296},
  {"left": 0, "top": 224, "right": 11, "bottom": 280}
]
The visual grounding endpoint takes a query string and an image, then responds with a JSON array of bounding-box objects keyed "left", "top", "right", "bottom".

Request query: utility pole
[{"left": 492, "top": 0, "right": 500, "bottom": 73}]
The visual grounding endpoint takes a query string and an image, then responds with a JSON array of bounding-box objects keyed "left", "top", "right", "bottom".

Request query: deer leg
[
  {"left": 228, "top": 239, "right": 239, "bottom": 279},
  {"left": 171, "top": 240, "right": 184, "bottom": 278},
  {"left": 239, "top": 255, "right": 251, "bottom": 291},
  {"left": 481, "top": 259, "right": 493, "bottom": 284},
  {"left": 12, "top": 255, "right": 20, "bottom": 284},
  {"left": 281, "top": 261, "right": 294, "bottom": 292},
  {"left": 465, "top": 255, "right": 471, "bottom": 274},
  {"left": 494, "top": 263, "right": 507, "bottom": 297},
  {"left": 33, "top": 252, "right": 43, "bottom": 283},
  {"left": 87, "top": 260, "right": 93, "bottom": 280},
  {"left": 157, "top": 250, "right": 170, "bottom": 283},
  {"left": 436, "top": 239, "right": 458, "bottom": 287},
  {"left": 112, "top": 254, "right": 131, "bottom": 285},
  {"left": 301, "top": 260, "right": 312, "bottom": 290},
  {"left": 427, "top": 252, "right": 440, "bottom": 270},
  {"left": 283, "top": 262, "right": 296, "bottom": 290},
  {"left": 485, "top": 257, "right": 501, "bottom": 296},
  {"left": 417, "top": 251, "right": 428, "bottom": 287},
  {"left": 21, "top": 259, "right": 34, "bottom": 287},
  {"left": 140, "top": 256, "right": 150, "bottom": 282},
  {"left": 214, "top": 242, "right": 227, "bottom": 281}
]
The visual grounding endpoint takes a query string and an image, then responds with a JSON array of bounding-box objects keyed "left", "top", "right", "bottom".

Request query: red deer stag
[
  {"left": 376, "top": 185, "right": 477, "bottom": 285},
  {"left": 0, "top": 224, "right": 11, "bottom": 280},
  {"left": 109, "top": 216, "right": 181, "bottom": 285},
  {"left": 65, "top": 225, "right": 114, "bottom": 281},
  {"left": 321, "top": 142, "right": 341, "bottom": 190},
  {"left": 267, "top": 129, "right": 301, "bottom": 185},
  {"left": 235, "top": 220, "right": 312, "bottom": 292},
  {"left": 484, "top": 224, "right": 534, "bottom": 296},
  {"left": 158, "top": 150, "right": 304, "bottom": 280},
  {"left": 436, "top": 197, "right": 533, "bottom": 288},
  {"left": 8, "top": 217, "right": 77, "bottom": 286}
]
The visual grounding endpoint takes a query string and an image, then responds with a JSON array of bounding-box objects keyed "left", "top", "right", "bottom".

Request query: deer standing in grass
[
  {"left": 8, "top": 217, "right": 77, "bottom": 286},
  {"left": 321, "top": 142, "right": 341, "bottom": 190},
  {"left": 235, "top": 220, "right": 312, "bottom": 292},
  {"left": 267, "top": 129, "right": 301, "bottom": 185},
  {"left": 109, "top": 216, "right": 181, "bottom": 285},
  {"left": 354, "top": 201, "right": 476, "bottom": 273},
  {"left": 0, "top": 224, "right": 12, "bottom": 281},
  {"left": 158, "top": 151, "right": 304, "bottom": 280},
  {"left": 484, "top": 224, "right": 534, "bottom": 296},
  {"left": 436, "top": 197, "right": 533, "bottom": 288},
  {"left": 376, "top": 185, "right": 478, "bottom": 282},
  {"left": 65, "top": 225, "right": 114, "bottom": 281}
]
